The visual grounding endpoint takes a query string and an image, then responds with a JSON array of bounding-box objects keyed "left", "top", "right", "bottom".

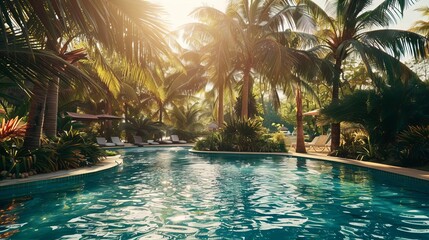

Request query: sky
[{"left": 150, "top": 0, "right": 427, "bottom": 31}]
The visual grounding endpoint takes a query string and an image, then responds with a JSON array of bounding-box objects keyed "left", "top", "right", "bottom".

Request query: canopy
[
  {"left": 303, "top": 109, "right": 320, "bottom": 116},
  {"left": 66, "top": 112, "right": 122, "bottom": 121},
  {"left": 96, "top": 114, "right": 123, "bottom": 120},
  {"left": 66, "top": 112, "right": 99, "bottom": 120}
]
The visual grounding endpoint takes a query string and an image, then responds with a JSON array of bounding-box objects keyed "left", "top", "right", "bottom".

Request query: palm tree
[
  {"left": 142, "top": 61, "right": 203, "bottom": 123},
  {"left": 1, "top": 0, "right": 173, "bottom": 150},
  {"left": 170, "top": 104, "right": 204, "bottom": 131},
  {"left": 182, "top": 7, "right": 238, "bottom": 127},
  {"left": 186, "top": 0, "right": 317, "bottom": 120},
  {"left": 185, "top": 1, "right": 324, "bottom": 152},
  {"left": 303, "top": 0, "right": 428, "bottom": 152},
  {"left": 227, "top": 0, "right": 320, "bottom": 119},
  {"left": 410, "top": 7, "right": 429, "bottom": 37}
]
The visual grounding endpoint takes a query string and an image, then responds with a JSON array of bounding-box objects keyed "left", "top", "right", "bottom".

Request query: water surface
[{"left": 1, "top": 147, "right": 429, "bottom": 239}]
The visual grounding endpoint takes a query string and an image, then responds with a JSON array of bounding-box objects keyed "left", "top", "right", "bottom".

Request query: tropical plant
[
  {"left": 125, "top": 117, "right": 163, "bottom": 140},
  {"left": 410, "top": 7, "right": 429, "bottom": 37},
  {"left": 323, "top": 77, "right": 429, "bottom": 148},
  {"left": 194, "top": 117, "right": 286, "bottom": 152},
  {"left": 222, "top": 118, "right": 265, "bottom": 151},
  {"left": 397, "top": 126, "right": 429, "bottom": 167},
  {"left": 193, "top": 132, "right": 224, "bottom": 151},
  {"left": 170, "top": 103, "right": 205, "bottom": 141},
  {"left": 0, "top": 117, "right": 26, "bottom": 142},
  {"left": 304, "top": 0, "right": 428, "bottom": 151}
]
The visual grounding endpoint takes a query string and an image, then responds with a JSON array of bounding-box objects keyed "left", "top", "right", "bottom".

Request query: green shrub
[
  {"left": 33, "top": 145, "right": 57, "bottom": 173},
  {"left": 193, "top": 118, "right": 287, "bottom": 153},
  {"left": 397, "top": 126, "right": 429, "bottom": 167},
  {"left": 105, "top": 150, "right": 119, "bottom": 156}
]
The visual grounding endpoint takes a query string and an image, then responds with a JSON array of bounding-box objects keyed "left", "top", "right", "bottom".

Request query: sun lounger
[
  {"left": 291, "top": 136, "right": 319, "bottom": 149},
  {"left": 170, "top": 135, "right": 187, "bottom": 144},
  {"left": 132, "top": 135, "right": 146, "bottom": 147},
  {"left": 159, "top": 139, "right": 173, "bottom": 144},
  {"left": 147, "top": 140, "right": 160, "bottom": 145},
  {"left": 307, "top": 135, "right": 330, "bottom": 152},
  {"left": 96, "top": 137, "right": 115, "bottom": 147},
  {"left": 111, "top": 136, "right": 125, "bottom": 146}
]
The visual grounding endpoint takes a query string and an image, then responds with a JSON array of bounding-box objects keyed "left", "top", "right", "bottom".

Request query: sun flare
[{"left": 149, "top": 0, "right": 229, "bottom": 30}]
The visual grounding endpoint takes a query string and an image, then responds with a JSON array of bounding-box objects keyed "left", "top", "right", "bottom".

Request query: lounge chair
[
  {"left": 147, "top": 140, "right": 160, "bottom": 145},
  {"left": 291, "top": 136, "right": 318, "bottom": 149},
  {"left": 132, "top": 135, "right": 146, "bottom": 147},
  {"left": 324, "top": 139, "right": 332, "bottom": 152},
  {"left": 159, "top": 139, "right": 173, "bottom": 144},
  {"left": 96, "top": 137, "right": 115, "bottom": 147},
  {"left": 111, "top": 136, "right": 125, "bottom": 146},
  {"left": 170, "top": 135, "right": 187, "bottom": 144},
  {"left": 307, "top": 135, "right": 330, "bottom": 152}
]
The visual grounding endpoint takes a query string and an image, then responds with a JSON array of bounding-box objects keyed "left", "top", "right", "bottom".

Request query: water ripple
[{"left": 1, "top": 149, "right": 429, "bottom": 239}]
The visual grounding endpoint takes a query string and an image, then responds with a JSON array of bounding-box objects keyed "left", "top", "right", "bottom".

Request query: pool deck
[
  {"left": 289, "top": 151, "right": 429, "bottom": 181},
  {"left": 1, "top": 145, "right": 428, "bottom": 188},
  {"left": 0, "top": 155, "right": 123, "bottom": 187}
]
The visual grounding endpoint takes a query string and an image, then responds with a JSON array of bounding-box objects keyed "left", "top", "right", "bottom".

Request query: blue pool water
[{"left": 1, "top": 147, "right": 429, "bottom": 239}]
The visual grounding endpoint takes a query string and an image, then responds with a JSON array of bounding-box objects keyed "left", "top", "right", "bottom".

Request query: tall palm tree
[
  {"left": 1, "top": 0, "right": 173, "bottom": 150},
  {"left": 303, "top": 0, "right": 428, "bottom": 152},
  {"left": 182, "top": 7, "right": 238, "bottom": 127},
  {"left": 185, "top": 0, "right": 317, "bottom": 120},
  {"left": 184, "top": 0, "right": 324, "bottom": 152},
  {"left": 142, "top": 61, "right": 203, "bottom": 123},
  {"left": 227, "top": 0, "right": 319, "bottom": 119},
  {"left": 410, "top": 7, "right": 429, "bottom": 37}
]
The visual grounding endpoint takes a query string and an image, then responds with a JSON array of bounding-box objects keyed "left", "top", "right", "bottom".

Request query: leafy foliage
[
  {"left": 322, "top": 79, "right": 429, "bottom": 153},
  {"left": 169, "top": 104, "right": 205, "bottom": 141},
  {"left": 0, "top": 129, "right": 106, "bottom": 176},
  {"left": 397, "top": 126, "right": 429, "bottom": 167},
  {"left": 0, "top": 117, "right": 26, "bottom": 142},
  {"left": 125, "top": 117, "right": 163, "bottom": 140},
  {"left": 194, "top": 118, "right": 287, "bottom": 152}
]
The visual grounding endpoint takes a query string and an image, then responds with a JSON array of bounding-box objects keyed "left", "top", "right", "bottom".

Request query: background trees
[
  {"left": 1, "top": 0, "right": 173, "bottom": 150},
  {"left": 304, "top": 0, "right": 427, "bottom": 152}
]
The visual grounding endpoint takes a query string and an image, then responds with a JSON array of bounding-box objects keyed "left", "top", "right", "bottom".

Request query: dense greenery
[
  {"left": 194, "top": 118, "right": 287, "bottom": 152},
  {"left": 0, "top": 127, "right": 106, "bottom": 179},
  {"left": 322, "top": 78, "right": 429, "bottom": 166}
]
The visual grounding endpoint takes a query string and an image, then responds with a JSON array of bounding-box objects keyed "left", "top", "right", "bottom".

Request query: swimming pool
[{"left": 1, "top": 147, "right": 429, "bottom": 239}]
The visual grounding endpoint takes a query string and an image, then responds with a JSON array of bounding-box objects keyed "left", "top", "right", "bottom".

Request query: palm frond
[
  {"left": 358, "top": 29, "right": 427, "bottom": 59},
  {"left": 358, "top": 0, "right": 415, "bottom": 29}
]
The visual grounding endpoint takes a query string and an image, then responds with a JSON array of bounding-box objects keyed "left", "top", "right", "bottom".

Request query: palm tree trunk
[
  {"left": 241, "top": 64, "right": 251, "bottom": 119},
  {"left": 105, "top": 101, "right": 113, "bottom": 139},
  {"left": 43, "top": 77, "right": 59, "bottom": 138},
  {"left": 23, "top": 83, "right": 48, "bottom": 151},
  {"left": 217, "top": 76, "right": 224, "bottom": 127},
  {"left": 159, "top": 103, "right": 163, "bottom": 123},
  {"left": 330, "top": 58, "right": 342, "bottom": 152},
  {"left": 295, "top": 83, "right": 306, "bottom": 153}
]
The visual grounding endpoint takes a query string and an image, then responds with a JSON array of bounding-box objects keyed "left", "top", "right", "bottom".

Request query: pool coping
[
  {"left": 0, "top": 155, "right": 123, "bottom": 187},
  {"left": 189, "top": 149, "right": 429, "bottom": 182}
]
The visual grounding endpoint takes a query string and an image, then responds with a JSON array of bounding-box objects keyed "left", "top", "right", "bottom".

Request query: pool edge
[
  {"left": 189, "top": 149, "right": 429, "bottom": 182},
  {"left": 0, "top": 155, "right": 123, "bottom": 188}
]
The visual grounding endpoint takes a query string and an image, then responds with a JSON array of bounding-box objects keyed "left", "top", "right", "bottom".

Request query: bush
[
  {"left": 397, "top": 126, "right": 429, "bottom": 167},
  {"left": 193, "top": 118, "right": 287, "bottom": 153}
]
